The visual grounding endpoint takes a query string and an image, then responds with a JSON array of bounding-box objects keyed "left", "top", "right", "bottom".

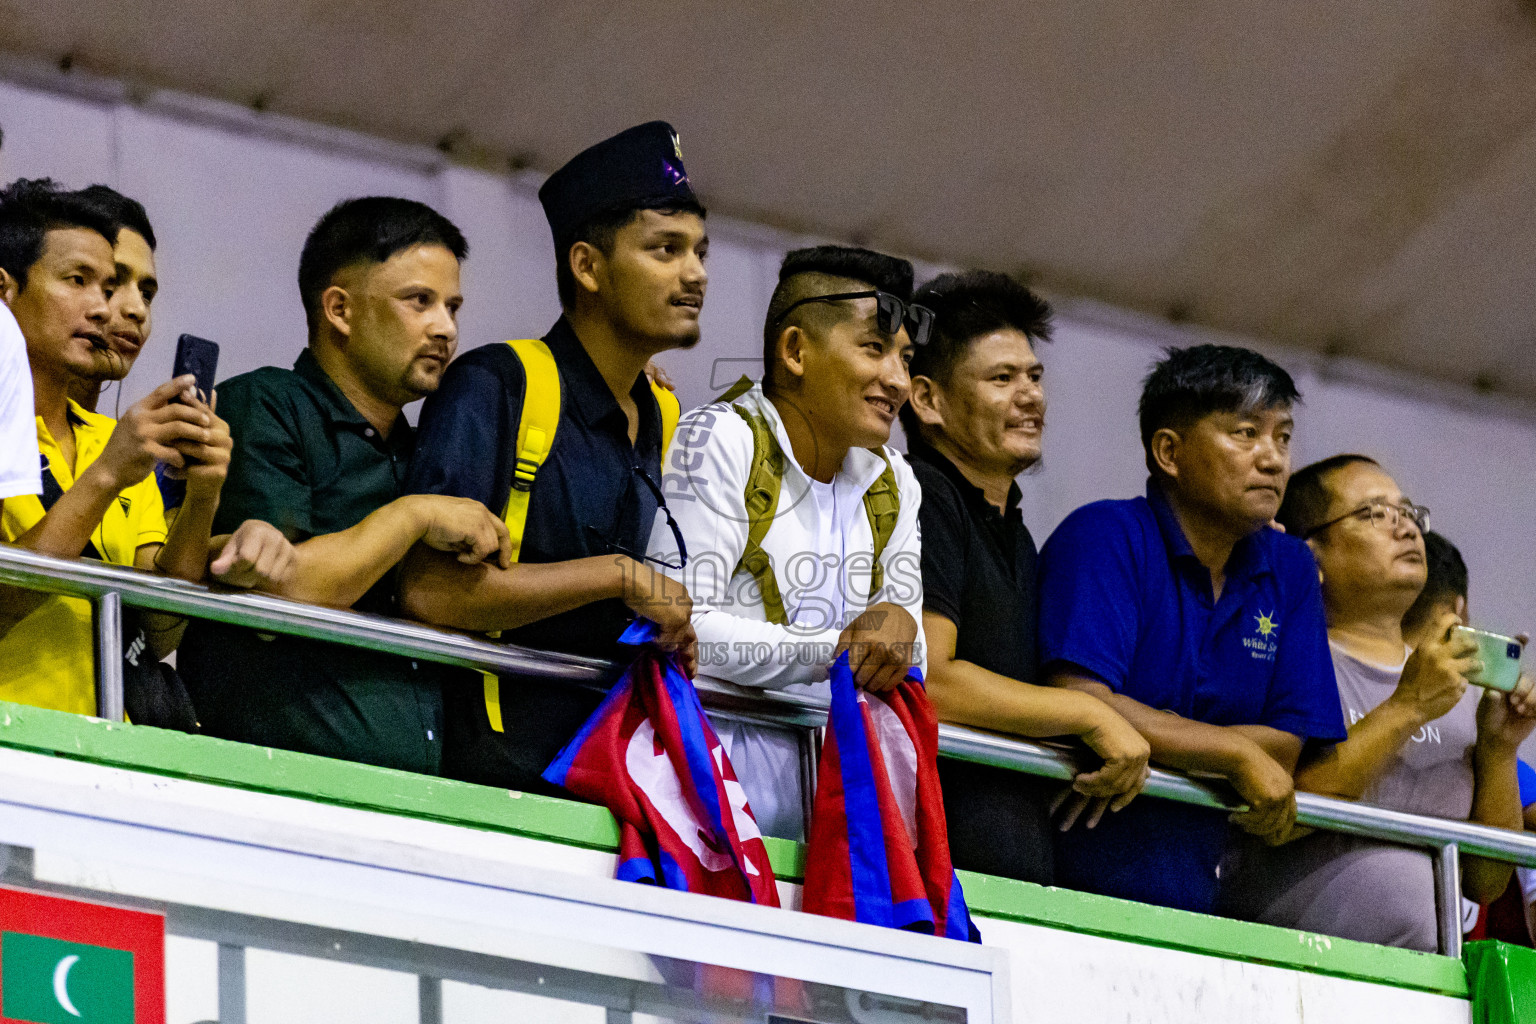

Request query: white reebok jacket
[{"left": 647, "top": 382, "right": 925, "bottom": 840}]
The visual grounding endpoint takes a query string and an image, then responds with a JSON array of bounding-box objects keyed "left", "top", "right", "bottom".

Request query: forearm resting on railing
[
  {"left": 1050, "top": 673, "right": 1262, "bottom": 778},
  {"left": 249, "top": 497, "right": 443, "bottom": 609},
  {"left": 0, "top": 464, "right": 125, "bottom": 627},
  {"left": 398, "top": 546, "right": 633, "bottom": 634}
]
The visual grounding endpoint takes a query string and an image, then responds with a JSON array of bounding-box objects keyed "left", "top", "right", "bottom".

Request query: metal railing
[{"left": 2, "top": 544, "right": 1534, "bottom": 959}]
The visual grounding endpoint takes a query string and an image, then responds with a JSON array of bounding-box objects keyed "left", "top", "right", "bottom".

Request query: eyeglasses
[
  {"left": 1301, "top": 499, "right": 1431, "bottom": 540},
  {"left": 772, "top": 290, "right": 934, "bottom": 348},
  {"left": 585, "top": 464, "right": 690, "bottom": 571}
]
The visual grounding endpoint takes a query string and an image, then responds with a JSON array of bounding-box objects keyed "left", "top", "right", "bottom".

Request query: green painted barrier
[
  {"left": 1466, "top": 941, "right": 1536, "bottom": 1023},
  {"left": 0, "top": 700, "right": 1469, "bottom": 997}
]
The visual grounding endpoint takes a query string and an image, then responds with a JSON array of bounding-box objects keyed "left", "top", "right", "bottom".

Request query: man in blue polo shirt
[{"left": 1038, "top": 344, "right": 1346, "bottom": 914}]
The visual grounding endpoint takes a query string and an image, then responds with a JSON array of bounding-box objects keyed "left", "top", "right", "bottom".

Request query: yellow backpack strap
[
  {"left": 651, "top": 381, "right": 681, "bottom": 450},
  {"left": 862, "top": 453, "right": 902, "bottom": 601},
  {"left": 483, "top": 338, "right": 562, "bottom": 732},
  {"left": 728, "top": 405, "right": 790, "bottom": 625},
  {"left": 501, "top": 338, "right": 562, "bottom": 563}
]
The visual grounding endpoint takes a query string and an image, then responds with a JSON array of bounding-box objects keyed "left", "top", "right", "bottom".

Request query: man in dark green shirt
[{"left": 179, "top": 197, "right": 510, "bottom": 773}]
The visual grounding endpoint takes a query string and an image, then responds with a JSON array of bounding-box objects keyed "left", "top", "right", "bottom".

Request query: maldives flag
[
  {"left": 0, "top": 886, "right": 164, "bottom": 1024},
  {"left": 802, "top": 655, "right": 979, "bottom": 941},
  {"left": 544, "top": 621, "right": 779, "bottom": 907}
]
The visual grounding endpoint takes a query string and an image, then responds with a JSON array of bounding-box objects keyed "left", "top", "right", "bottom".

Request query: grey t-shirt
[{"left": 1225, "top": 642, "right": 1480, "bottom": 951}]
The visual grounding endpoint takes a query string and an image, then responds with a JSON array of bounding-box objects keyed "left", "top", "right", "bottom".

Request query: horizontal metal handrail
[{"left": 3, "top": 544, "right": 1534, "bottom": 872}]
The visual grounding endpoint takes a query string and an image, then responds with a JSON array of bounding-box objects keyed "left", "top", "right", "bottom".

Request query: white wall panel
[
  {"left": 109, "top": 103, "right": 441, "bottom": 406},
  {"left": 0, "top": 81, "right": 116, "bottom": 185}
]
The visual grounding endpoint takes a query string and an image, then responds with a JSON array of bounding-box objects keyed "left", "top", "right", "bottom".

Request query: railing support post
[
  {"left": 217, "top": 943, "right": 246, "bottom": 1024},
  {"left": 418, "top": 975, "right": 443, "bottom": 1024},
  {"left": 93, "top": 590, "right": 125, "bottom": 721},
  {"left": 1433, "top": 842, "right": 1463, "bottom": 958},
  {"left": 798, "top": 727, "right": 819, "bottom": 840}
]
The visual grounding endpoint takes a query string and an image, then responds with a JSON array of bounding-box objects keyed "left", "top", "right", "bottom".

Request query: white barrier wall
[{"left": 4, "top": 73, "right": 1535, "bottom": 713}]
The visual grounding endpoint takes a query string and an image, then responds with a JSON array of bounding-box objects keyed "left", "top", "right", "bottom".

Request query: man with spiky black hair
[
  {"left": 648, "top": 244, "right": 927, "bottom": 840},
  {"left": 1036, "top": 344, "right": 1346, "bottom": 913},
  {"left": 903, "top": 270, "right": 1149, "bottom": 885}
]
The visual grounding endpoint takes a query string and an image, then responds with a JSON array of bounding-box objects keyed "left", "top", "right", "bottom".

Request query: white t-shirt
[{"left": 0, "top": 304, "right": 41, "bottom": 499}]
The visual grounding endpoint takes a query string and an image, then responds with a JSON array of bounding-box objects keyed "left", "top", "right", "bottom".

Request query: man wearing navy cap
[{"left": 400, "top": 121, "right": 708, "bottom": 794}]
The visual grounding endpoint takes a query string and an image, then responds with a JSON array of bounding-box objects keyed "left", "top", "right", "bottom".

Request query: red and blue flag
[
  {"left": 543, "top": 621, "right": 780, "bottom": 907},
  {"left": 802, "top": 655, "right": 979, "bottom": 941}
]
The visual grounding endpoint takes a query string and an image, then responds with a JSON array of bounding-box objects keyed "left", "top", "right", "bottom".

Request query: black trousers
[{"left": 938, "top": 757, "right": 1057, "bottom": 885}]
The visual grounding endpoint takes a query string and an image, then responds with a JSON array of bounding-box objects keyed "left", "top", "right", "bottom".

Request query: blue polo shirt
[
  {"left": 1037, "top": 480, "right": 1345, "bottom": 914},
  {"left": 1518, "top": 759, "right": 1536, "bottom": 810}
]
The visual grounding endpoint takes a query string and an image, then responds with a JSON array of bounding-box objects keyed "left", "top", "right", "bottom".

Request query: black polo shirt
[
  {"left": 909, "top": 436, "right": 1055, "bottom": 885},
  {"left": 180, "top": 348, "right": 443, "bottom": 774},
  {"left": 406, "top": 317, "right": 665, "bottom": 793}
]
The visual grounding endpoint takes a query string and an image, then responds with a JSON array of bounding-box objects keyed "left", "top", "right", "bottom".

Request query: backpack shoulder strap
[
  {"left": 483, "top": 338, "right": 562, "bottom": 734},
  {"left": 862, "top": 452, "right": 902, "bottom": 601},
  {"left": 728, "top": 404, "right": 790, "bottom": 625},
  {"left": 715, "top": 374, "right": 756, "bottom": 404},
  {"left": 651, "top": 381, "right": 681, "bottom": 450},
  {"left": 501, "top": 338, "right": 562, "bottom": 565}
]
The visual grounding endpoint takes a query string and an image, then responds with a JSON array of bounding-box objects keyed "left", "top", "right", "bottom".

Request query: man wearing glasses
[
  {"left": 1225, "top": 455, "right": 1536, "bottom": 950},
  {"left": 646, "top": 245, "right": 927, "bottom": 840},
  {"left": 400, "top": 122, "right": 704, "bottom": 796}
]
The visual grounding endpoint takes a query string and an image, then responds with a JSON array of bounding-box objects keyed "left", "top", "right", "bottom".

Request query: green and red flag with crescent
[{"left": 0, "top": 887, "right": 163, "bottom": 1024}]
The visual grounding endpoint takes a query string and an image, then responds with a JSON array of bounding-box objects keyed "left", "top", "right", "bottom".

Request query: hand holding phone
[
  {"left": 172, "top": 334, "right": 219, "bottom": 405},
  {"left": 1453, "top": 625, "right": 1524, "bottom": 693}
]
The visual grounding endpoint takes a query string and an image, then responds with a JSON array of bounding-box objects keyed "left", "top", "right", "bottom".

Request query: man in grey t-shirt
[{"left": 1225, "top": 455, "right": 1536, "bottom": 951}]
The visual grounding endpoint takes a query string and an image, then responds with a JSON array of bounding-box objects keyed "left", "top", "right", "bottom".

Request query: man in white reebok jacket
[{"left": 649, "top": 245, "right": 929, "bottom": 840}]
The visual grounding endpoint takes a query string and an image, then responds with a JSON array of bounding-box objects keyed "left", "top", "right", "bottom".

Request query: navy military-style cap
[{"left": 538, "top": 121, "right": 701, "bottom": 254}]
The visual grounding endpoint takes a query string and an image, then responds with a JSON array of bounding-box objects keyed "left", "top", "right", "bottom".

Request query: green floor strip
[{"left": 0, "top": 700, "right": 1465, "bottom": 997}]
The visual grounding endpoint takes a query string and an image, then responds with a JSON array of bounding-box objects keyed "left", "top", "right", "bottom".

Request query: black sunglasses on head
[{"left": 772, "top": 290, "right": 934, "bottom": 348}]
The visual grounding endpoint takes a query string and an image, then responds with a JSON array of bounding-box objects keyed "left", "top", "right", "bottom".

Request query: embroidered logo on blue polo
[{"left": 1243, "top": 611, "right": 1279, "bottom": 661}]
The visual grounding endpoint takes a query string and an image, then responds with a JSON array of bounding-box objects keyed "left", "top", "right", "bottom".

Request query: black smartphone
[{"left": 172, "top": 333, "right": 219, "bottom": 404}]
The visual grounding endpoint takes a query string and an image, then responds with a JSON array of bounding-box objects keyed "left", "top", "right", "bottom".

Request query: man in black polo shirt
[
  {"left": 180, "top": 198, "right": 510, "bottom": 773},
  {"left": 902, "top": 270, "right": 1149, "bottom": 884},
  {"left": 399, "top": 122, "right": 703, "bottom": 794}
]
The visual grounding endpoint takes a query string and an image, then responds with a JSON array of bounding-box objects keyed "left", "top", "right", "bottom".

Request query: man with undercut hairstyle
[
  {"left": 902, "top": 270, "right": 1148, "bottom": 884},
  {"left": 399, "top": 122, "right": 703, "bottom": 796},
  {"left": 1037, "top": 344, "right": 1346, "bottom": 914},
  {"left": 1224, "top": 458, "right": 1535, "bottom": 951},
  {"left": 180, "top": 196, "right": 510, "bottom": 774},
  {"left": 647, "top": 244, "right": 927, "bottom": 840},
  {"left": 0, "top": 178, "right": 237, "bottom": 716}
]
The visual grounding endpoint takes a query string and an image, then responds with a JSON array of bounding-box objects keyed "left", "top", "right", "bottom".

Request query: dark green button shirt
[{"left": 180, "top": 349, "right": 443, "bottom": 774}]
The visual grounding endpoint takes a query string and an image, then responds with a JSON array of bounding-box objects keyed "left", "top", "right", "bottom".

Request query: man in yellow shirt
[{"left": 0, "top": 178, "right": 256, "bottom": 715}]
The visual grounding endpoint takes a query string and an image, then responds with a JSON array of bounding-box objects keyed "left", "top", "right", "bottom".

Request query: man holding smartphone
[
  {"left": 0, "top": 178, "right": 236, "bottom": 715},
  {"left": 1224, "top": 456, "right": 1536, "bottom": 950}
]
